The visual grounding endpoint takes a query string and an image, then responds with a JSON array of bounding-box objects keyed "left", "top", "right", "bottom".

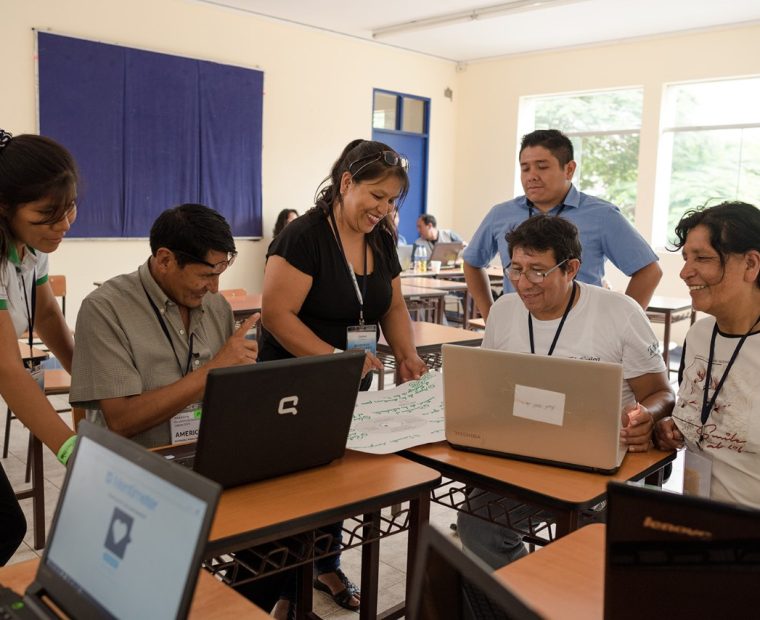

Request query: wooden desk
[
  {"left": 645, "top": 296, "right": 695, "bottom": 370},
  {"left": 226, "top": 292, "right": 262, "bottom": 321},
  {"left": 495, "top": 523, "right": 605, "bottom": 619},
  {"left": 403, "top": 442, "right": 674, "bottom": 541},
  {"left": 204, "top": 450, "right": 441, "bottom": 620},
  {"left": 401, "top": 277, "right": 470, "bottom": 324},
  {"left": 377, "top": 321, "right": 482, "bottom": 385},
  {"left": 400, "top": 285, "right": 446, "bottom": 323},
  {"left": 0, "top": 560, "right": 269, "bottom": 619}
]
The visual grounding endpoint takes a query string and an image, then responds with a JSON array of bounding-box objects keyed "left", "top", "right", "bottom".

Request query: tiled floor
[{"left": 1, "top": 393, "right": 684, "bottom": 619}]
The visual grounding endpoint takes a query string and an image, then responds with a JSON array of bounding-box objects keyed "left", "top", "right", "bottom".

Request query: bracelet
[{"left": 56, "top": 435, "right": 77, "bottom": 466}]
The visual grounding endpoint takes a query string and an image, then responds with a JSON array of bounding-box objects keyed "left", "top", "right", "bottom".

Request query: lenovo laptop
[
  {"left": 407, "top": 525, "right": 540, "bottom": 620},
  {"left": 430, "top": 241, "right": 465, "bottom": 266},
  {"left": 163, "top": 351, "right": 365, "bottom": 488},
  {"left": 0, "top": 421, "right": 221, "bottom": 619},
  {"left": 442, "top": 345, "right": 626, "bottom": 473},
  {"left": 605, "top": 482, "right": 760, "bottom": 618}
]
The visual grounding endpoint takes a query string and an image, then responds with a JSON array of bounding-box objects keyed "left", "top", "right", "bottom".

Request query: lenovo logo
[{"left": 278, "top": 396, "right": 299, "bottom": 416}]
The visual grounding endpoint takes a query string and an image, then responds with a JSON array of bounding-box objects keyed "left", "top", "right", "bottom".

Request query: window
[
  {"left": 655, "top": 77, "right": 760, "bottom": 246},
  {"left": 519, "top": 89, "right": 644, "bottom": 222},
  {"left": 372, "top": 91, "right": 428, "bottom": 134}
]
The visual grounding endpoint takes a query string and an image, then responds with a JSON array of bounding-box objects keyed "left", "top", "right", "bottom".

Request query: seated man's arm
[
  {"left": 100, "top": 314, "right": 258, "bottom": 437},
  {"left": 624, "top": 261, "right": 662, "bottom": 310},
  {"left": 620, "top": 371, "right": 675, "bottom": 452}
]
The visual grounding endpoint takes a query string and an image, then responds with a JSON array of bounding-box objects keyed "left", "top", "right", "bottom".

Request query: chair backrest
[{"left": 48, "top": 275, "right": 67, "bottom": 317}]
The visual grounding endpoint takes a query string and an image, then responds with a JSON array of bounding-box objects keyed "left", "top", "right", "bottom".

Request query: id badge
[
  {"left": 170, "top": 402, "right": 202, "bottom": 445},
  {"left": 683, "top": 449, "right": 712, "bottom": 498},
  {"left": 346, "top": 324, "right": 377, "bottom": 357}
]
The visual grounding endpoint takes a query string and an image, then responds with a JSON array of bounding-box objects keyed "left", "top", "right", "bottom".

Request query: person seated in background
[
  {"left": 457, "top": 214, "right": 674, "bottom": 568},
  {"left": 413, "top": 213, "right": 464, "bottom": 256},
  {"left": 655, "top": 201, "right": 760, "bottom": 509},
  {"left": 70, "top": 203, "right": 258, "bottom": 448},
  {"left": 392, "top": 208, "right": 407, "bottom": 245},
  {"left": 463, "top": 129, "right": 661, "bottom": 321},
  {"left": 272, "top": 208, "right": 298, "bottom": 238}
]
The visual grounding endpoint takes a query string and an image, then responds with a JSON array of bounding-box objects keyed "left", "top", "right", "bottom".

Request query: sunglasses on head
[{"left": 349, "top": 150, "right": 409, "bottom": 178}]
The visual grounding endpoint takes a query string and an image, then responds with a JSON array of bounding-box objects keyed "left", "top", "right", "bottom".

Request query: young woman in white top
[{"left": 0, "top": 130, "right": 78, "bottom": 564}]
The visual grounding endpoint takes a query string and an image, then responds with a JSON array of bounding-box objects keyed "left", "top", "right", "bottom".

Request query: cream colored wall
[
  {"left": 454, "top": 23, "right": 760, "bottom": 312},
  {"left": 2, "top": 0, "right": 458, "bottom": 326}
]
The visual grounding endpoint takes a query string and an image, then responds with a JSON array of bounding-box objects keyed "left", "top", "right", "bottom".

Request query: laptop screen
[
  {"left": 42, "top": 431, "right": 214, "bottom": 619},
  {"left": 604, "top": 482, "right": 760, "bottom": 618},
  {"left": 408, "top": 526, "right": 540, "bottom": 620}
]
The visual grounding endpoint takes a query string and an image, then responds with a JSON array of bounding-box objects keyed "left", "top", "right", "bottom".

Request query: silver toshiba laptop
[{"left": 442, "top": 345, "right": 626, "bottom": 474}]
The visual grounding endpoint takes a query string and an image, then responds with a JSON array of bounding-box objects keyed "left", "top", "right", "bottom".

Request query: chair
[
  {"left": 11, "top": 369, "right": 72, "bottom": 550},
  {"left": 48, "top": 274, "right": 67, "bottom": 317}
]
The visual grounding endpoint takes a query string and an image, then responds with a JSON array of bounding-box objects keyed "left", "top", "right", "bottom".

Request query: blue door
[{"left": 371, "top": 90, "right": 429, "bottom": 245}]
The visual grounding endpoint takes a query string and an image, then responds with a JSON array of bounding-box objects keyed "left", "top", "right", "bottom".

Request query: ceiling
[{"left": 196, "top": 0, "right": 760, "bottom": 62}]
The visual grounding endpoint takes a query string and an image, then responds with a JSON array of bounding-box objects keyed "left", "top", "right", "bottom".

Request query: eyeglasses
[
  {"left": 171, "top": 249, "right": 237, "bottom": 274},
  {"left": 504, "top": 258, "right": 569, "bottom": 284},
  {"left": 349, "top": 150, "right": 409, "bottom": 178}
]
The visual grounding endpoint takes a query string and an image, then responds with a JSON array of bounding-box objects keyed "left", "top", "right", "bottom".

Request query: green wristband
[{"left": 57, "top": 435, "right": 77, "bottom": 466}]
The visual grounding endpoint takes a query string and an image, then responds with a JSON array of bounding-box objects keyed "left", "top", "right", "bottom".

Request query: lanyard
[
  {"left": 528, "top": 202, "right": 567, "bottom": 218},
  {"left": 699, "top": 314, "right": 760, "bottom": 438},
  {"left": 528, "top": 281, "right": 577, "bottom": 356},
  {"left": 20, "top": 269, "right": 37, "bottom": 368},
  {"left": 142, "top": 284, "right": 195, "bottom": 376},
  {"left": 328, "top": 208, "right": 369, "bottom": 326}
]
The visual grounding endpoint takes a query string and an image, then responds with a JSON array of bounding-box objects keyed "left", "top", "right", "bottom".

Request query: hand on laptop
[
  {"left": 209, "top": 313, "right": 259, "bottom": 369},
  {"left": 396, "top": 354, "right": 428, "bottom": 383},
  {"left": 620, "top": 402, "right": 655, "bottom": 452},
  {"left": 653, "top": 417, "right": 685, "bottom": 450}
]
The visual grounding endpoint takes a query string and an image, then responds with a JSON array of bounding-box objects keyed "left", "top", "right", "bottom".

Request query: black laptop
[
  {"left": 0, "top": 421, "right": 221, "bottom": 619},
  {"left": 605, "top": 482, "right": 760, "bottom": 619},
  {"left": 407, "top": 525, "right": 541, "bottom": 620},
  {"left": 163, "top": 351, "right": 365, "bottom": 488}
]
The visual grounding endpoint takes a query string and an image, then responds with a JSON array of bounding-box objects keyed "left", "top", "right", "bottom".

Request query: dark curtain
[{"left": 37, "top": 32, "right": 263, "bottom": 238}]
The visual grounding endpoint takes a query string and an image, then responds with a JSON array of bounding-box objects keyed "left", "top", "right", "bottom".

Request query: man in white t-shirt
[{"left": 458, "top": 214, "right": 674, "bottom": 568}]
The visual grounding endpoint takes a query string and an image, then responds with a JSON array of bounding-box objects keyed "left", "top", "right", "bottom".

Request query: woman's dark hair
[
  {"left": 672, "top": 201, "right": 760, "bottom": 287},
  {"left": 0, "top": 131, "right": 79, "bottom": 265},
  {"left": 506, "top": 214, "right": 582, "bottom": 271},
  {"left": 150, "top": 203, "right": 235, "bottom": 266},
  {"left": 312, "top": 139, "right": 409, "bottom": 254},
  {"left": 273, "top": 209, "right": 298, "bottom": 238}
]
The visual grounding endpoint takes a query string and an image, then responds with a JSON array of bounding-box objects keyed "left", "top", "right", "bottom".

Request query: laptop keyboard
[{"left": 170, "top": 454, "right": 195, "bottom": 469}]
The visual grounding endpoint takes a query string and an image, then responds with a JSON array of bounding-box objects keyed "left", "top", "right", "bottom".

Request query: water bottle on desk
[{"left": 414, "top": 245, "right": 428, "bottom": 272}]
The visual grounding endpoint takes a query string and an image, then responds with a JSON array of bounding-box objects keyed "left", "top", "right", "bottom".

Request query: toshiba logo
[{"left": 278, "top": 396, "right": 299, "bottom": 416}]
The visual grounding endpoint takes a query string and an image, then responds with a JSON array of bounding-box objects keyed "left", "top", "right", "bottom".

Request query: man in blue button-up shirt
[{"left": 463, "top": 129, "right": 662, "bottom": 320}]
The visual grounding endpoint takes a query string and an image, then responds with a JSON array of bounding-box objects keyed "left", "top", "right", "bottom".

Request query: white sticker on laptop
[
  {"left": 170, "top": 402, "right": 202, "bottom": 445},
  {"left": 513, "top": 384, "right": 565, "bottom": 426}
]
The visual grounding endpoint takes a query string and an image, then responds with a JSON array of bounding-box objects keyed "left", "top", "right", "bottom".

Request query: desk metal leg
[
  {"left": 404, "top": 493, "right": 429, "bottom": 606},
  {"left": 296, "top": 560, "right": 314, "bottom": 620},
  {"left": 360, "top": 511, "right": 381, "bottom": 620}
]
